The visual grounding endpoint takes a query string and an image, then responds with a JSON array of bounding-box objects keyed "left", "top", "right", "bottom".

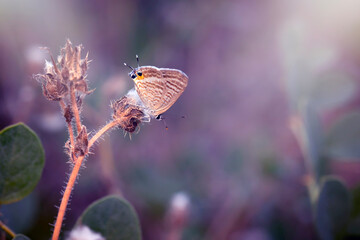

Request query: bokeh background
[{"left": 1, "top": 0, "right": 360, "bottom": 239}]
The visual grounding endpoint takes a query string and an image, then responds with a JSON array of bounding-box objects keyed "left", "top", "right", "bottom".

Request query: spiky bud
[
  {"left": 35, "top": 40, "right": 93, "bottom": 101},
  {"left": 112, "top": 90, "right": 150, "bottom": 133}
]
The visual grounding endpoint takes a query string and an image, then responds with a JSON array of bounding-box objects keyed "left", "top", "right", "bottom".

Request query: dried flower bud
[
  {"left": 59, "top": 40, "right": 94, "bottom": 96},
  {"left": 74, "top": 126, "right": 88, "bottom": 157},
  {"left": 75, "top": 79, "right": 95, "bottom": 95},
  {"left": 112, "top": 90, "right": 150, "bottom": 133},
  {"left": 58, "top": 40, "right": 87, "bottom": 82},
  {"left": 35, "top": 61, "right": 68, "bottom": 101},
  {"left": 41, "top": 79, "right": 68, "bottom": 101},
  {"left": 35, "top": 40, "right": 93, "bottom": 101},
  {"left": 64, "top": 104, "right": 73, "bottom": 123}
]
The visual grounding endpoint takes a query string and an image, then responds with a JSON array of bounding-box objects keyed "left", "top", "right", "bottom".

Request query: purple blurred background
[{"left": 1, "top": 0, "right": 360, "bottom": 239}]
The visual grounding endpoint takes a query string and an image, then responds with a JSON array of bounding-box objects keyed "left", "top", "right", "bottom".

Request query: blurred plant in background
[{"left": 1, "top": 0, "right": 360, "bottom": 239}]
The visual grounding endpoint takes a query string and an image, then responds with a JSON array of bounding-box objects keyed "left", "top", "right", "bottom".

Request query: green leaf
[
  {"left": 0, "top": 123, "right": 45, "bottom": 204},
  {"left": 347, "top": 186, "right": 360, "bottom": 236},
  {"left": 350, "top": 186, "right": 360, "bottom": 218},
  {"left": 347, "top": 217, "right": 360, "bottom": 236},
  {"left": 315, "top": 176, "right": 352, "bottom": 240},
  {"left": 13, "top": 234, "right": 31, "bottom": 240},
  {"left": 77, "top": 195, "right": 142, "bottom": 240}
]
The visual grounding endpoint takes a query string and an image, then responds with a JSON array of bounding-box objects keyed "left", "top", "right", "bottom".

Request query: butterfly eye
[
  {"left": 131, "top": 74, "right": 136, "bottom": 79},
  {"left": 137, "top": 72, "right": 143, "bottom": 77}
]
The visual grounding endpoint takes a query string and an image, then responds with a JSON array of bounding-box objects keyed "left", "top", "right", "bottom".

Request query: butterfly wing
[
  {"left": 134, "top": 66, "right": 188, "bottom": 116},
  {"left": 134, "top": 66, "right": 166, "bottom": 113},
  {"left": 153, "top": 68, "right": 188, "bottom": 116}
]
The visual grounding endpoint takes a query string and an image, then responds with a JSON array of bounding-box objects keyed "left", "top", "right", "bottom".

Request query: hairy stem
[
  {"left": 60, "top": 100, "right": 75, "bottom": 149},
  {"left": 88, "top": 120, "right": 119, "bottom": 148},
  {"left": 0, "top": 220, "right": 15, "bottom": 238},
  {"left": 52, "top": 120, "right": 119, "bottom": 240},
  {"left": 70, "top": 83, "right": 82, "bottom": 133},
  {"left": 52, "top": 155, "right": 84, "bottom": 240}
]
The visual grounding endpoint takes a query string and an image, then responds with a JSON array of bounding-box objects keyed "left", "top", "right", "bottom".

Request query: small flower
[{"left": 67, "top": 225, "right": 104, "bottom": 240}]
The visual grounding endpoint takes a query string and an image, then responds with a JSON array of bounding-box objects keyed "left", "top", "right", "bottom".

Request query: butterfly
[{"left": 124, "top": 55, "right": 188, "bottom": 117}]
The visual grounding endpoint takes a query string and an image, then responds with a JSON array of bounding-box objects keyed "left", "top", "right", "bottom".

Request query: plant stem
[
  {"left": 88, "top": 120, "right": 119, "bottom": 149},
  {"left": 70, "top": 83, "right": 82, "bottom": 133},
  {"left": 60, "top": 100, "right": 75, "bottom": 149},
  {"left": 51, "top": 120, "right": 119, "bottom": 240},
  {"left": 0, "top": 220, "right": 15, "bottom": 238},
  {"left": 52, "top": 155, "right": 84, "bottom": 240}
]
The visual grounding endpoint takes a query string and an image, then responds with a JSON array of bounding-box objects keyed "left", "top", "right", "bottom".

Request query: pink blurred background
[{"left": 1, "top": 0, "right": 360, "bottom": 239}]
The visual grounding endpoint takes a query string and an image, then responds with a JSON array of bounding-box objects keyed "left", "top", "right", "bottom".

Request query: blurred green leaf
[
  {"left": 325, "top": 112, "right": 360, "bottom": 159},
  {"left": 350, "top": 186, "right": 360, "bottom": 218},
  {"left": 347, "top": 217, "right": 360, "bottom": 236},
  {"left": 347, "top": 186, "right": 360, "bottom": 236},
  {"left": 125, "top": 163, "right": 184, "bottom": 217},
  {"left": 315, "top": 176, "right": 351, "bottom": 240},
  {"left": 77, "top": 195, "right": 141, "bottom": 240},
  {"left": 13, "top": 234, "right": 31, "bottom": 240},
  {"left": 0, "top": 123, "right": 45, "bottom": 204}
]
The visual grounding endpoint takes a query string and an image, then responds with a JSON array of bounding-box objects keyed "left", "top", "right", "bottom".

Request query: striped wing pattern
[
  {"left": 156, "top": 68, "right": 188, "bottom": 115},
  {"left": 134, "top": 66, "right": 165, "bottom": 112},
  {"left": 134, "top": 66, "right": 188, "bottom": 116}
]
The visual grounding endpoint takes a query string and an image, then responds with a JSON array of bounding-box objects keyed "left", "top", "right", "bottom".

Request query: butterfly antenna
[
  {"left": 124, "top": 62, "right": 134, "bottom": 71},
  {"left": 136, "top": 55, "right": 140, "bottom": 68}
]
